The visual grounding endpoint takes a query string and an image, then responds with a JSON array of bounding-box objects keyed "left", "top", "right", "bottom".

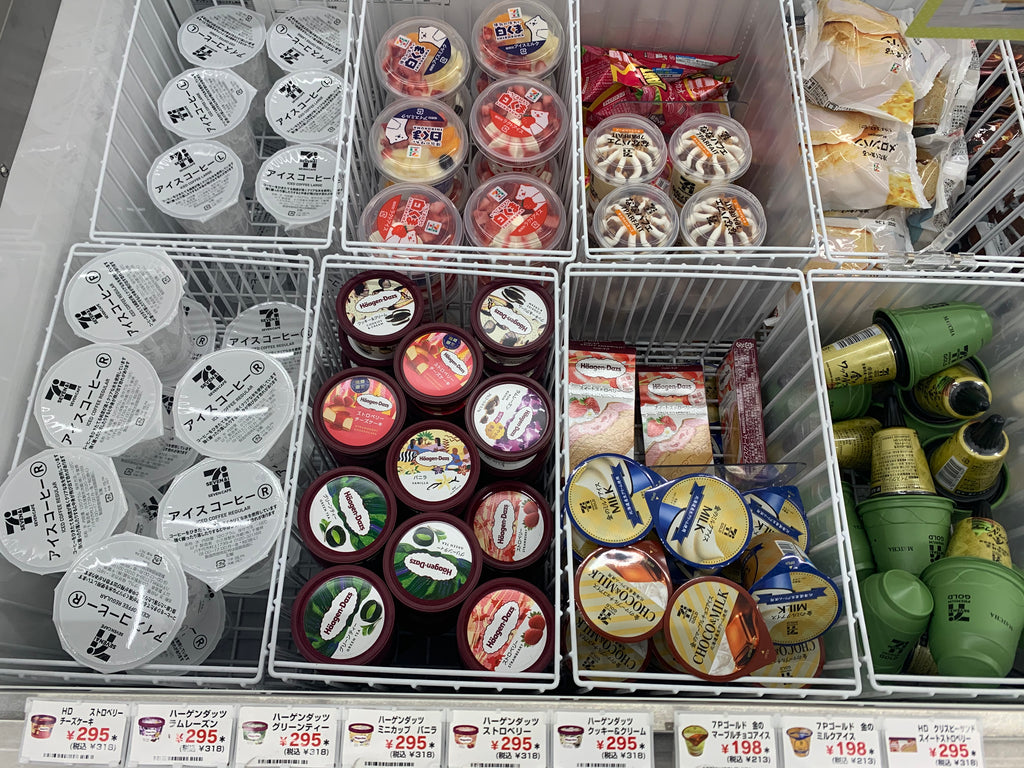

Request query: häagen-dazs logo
[
  {"left": 575, "top": 357, "right": 625, "bottom": 379},
  {"left": 649, "top": 377, "right": 697, "bottom": 398},
  {"left": 320, "top": 587, "right": 358, "bottom": 639},
  {"left": 483, "top": 601, "right": 520, "bottom": 654}
]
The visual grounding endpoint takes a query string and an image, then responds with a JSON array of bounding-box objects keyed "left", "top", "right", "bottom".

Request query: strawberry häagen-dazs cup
[
  {"left": 360, "top": 183, "right": 463, "bottom": 247},
  {"left": 470, "top": 77, "right": 567, "bottom": 167},
  {"left": 313, "top": 368, "right": 407, "bottom": 464},
  {"left": 377, "top": 17, "right": 470, "bottom": 100},
  {"left": 394, "top": 323, "right": 484, "bottom": 415},
  {"left": 336, "top": 271, "right": 423, "bottom": 367},
  {"left": 465, "top": 481, "right": 551, "bottom": 571},
  {"left": 371, "top": 99, "right": 469, "bottom": 188},
  {"left": 464, "top": 173, "right": 565, "bottom": 252},
  {"left": 457, "top": 577, "right": 555, "bottom": 673},
  {"left": 472, "top": 1, "right": 565, "bottom": 80},
  {"left": 464, "top": 374, "right": 554, "bottom": 477}
]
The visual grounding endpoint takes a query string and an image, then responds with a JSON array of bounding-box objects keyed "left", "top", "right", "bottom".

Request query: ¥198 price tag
[
  {"left": 883, "top": 718, "right": 984, "bottom": 768},
  {"left": 446, "top": 709, "right": 547, "bottom": 768},
  {"left": 674, "top": 713, "right": 777, "bottom": 767},
  {"left": 232, "top": 706, "right": 340, "bottom": 768},
  {"left": 780, "top": 716, "right": 881, "bottom": 767},
  {"left": 126, "top": 704, "right": 234, "bottom": 768},
  {"left": 552, "top": 711, "right": 652, "bottom": 768},
  {"left": 20, "top": 699, "right": 128, "bottom": 766},
  {"left": 341, "top": 708, "right": 443, "bottom": 768}
]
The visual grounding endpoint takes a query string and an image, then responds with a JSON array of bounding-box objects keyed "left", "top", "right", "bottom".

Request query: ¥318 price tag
[
  {"left": 20, "top": 699, "right": 128, "bottom": 766},
  {"left": 232, "top": 706, "right": 340, "bottom": 768},
  {"left": 341, "top": 708, "right": 443, "bottom": 768},
  {"left": 780, "top": 716, "right": 881, "bottom": 767},
  {"left": 552, "top": 711, "right": 652, "bottom": 768},
  {"left": 883, "top": 718, "right": 984, "bottom": 768},
  {"left": 446, "top": 709, "right": 546, "bottom": 768},
  {"left": 674, "top": 713, "right": 777, "bottom": 767},
  {"left": 126, "top": 704, "right": 234, "bottom": 768}
]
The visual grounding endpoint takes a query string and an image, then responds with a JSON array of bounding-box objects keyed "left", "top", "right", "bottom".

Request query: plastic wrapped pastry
[
  {"left": 912, "top": 132, "right": 969, "bottom": 243},
  {"left": 915, "top": 39, "right": 981, "bottom": 137},
  {"left": 824, "top": 208, "right": 911, "bottom": 254}
]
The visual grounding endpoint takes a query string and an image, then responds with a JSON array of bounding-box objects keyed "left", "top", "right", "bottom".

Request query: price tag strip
[
  {"left": 341, "top": 708, "right": 443, "bottom": 768},
  {"left": 233, "top": 706, "right": 340, "bottom": 768},
  {"left": 883, "top": 718, "right": 984, "bottom": 768},
  {"left": 552, "top": 710, "right": 653, "bottom": 768},
  {"left": 20, "top": 699, "right": 129, "bottom": 766},
  {"left": 674, "top": 713, "right": 777, "bottom": 767},
  {"left": 780, "top": 716, "right": 882, "bottom": 767},
  {"left": 446, "top": 709, "right": 547, "bottom": 768},
  {"left": 126, "top": 703, "right": 234, "bottom": 768}
]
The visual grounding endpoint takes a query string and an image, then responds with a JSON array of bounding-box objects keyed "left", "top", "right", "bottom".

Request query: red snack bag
[{"left": 581, "top": 45, "right": 737, "bottom": 103}]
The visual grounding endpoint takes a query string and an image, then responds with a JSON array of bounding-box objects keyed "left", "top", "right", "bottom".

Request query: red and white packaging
[
  {"left": 639, "top": 365, "right": 714, "bottom": 478},
  {"left": 716, "top": 339, "right": 767, "bottom": 465},
  {"left": 566, "top": 342, "right": 636, "bottom": 471}
]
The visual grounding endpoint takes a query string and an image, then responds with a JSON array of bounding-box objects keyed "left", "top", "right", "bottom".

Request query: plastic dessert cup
[
  {"left": 313, "top": 368, "right": 407, "bottom": 464},
  {"left": 564, "top": 453, "right": 660, "bottom": 547},
  {"left": 457, "top": 577, "right": 555, "bottom": 672},
  {"left": 242, "top": 721, "right": 269, "bottom": 744},
  {"left": 464, "top": 374, "right": 554, "bottom": 477},
  {"left": 574, "top": 545, "right": 672, "bottom": 643},
  {"left": 473, "top": 65, "right": 554, "bottom": 97},
  {"left": 359, "top": 183, "right": 463, "bottom": 247},
  {"left": 384, "top": 514, "right": 483, "bottom": 613},
  {"left": 465, "top": 481, "right": 552, "bottom": 571},
  {"left": 291, "top": 565, "right": 396, "bottom": 665},
  {"left": 464, "top": 173, "right": 566, "bottom": 251},
  {"left": 53, "top": 534, "right": 187, "bottom": 673},
  {"left": 472, "top": 1, "right": 565, "bottom": 80},
  {"left": 592, "top": 183, "right": 679, "bottom": 250},
  {"left": 370, "top": 98, "right": 468, "bottom": 187},
  {"left": 266, "top": 6, "right": 348, "bottom": 74},
  {"left": 857, "top": 494, "right": 952, "bottom": 576},
  {"left": 667, "top": 114, "right": 752, "bottom": 208},
  {"left": 570, "top": 610, "right": 651, "bottom": 683},
  {"left": 376, "top": 17, "right": 470, "bottom": 99},
  {"left": 265, "top": 69, "right": 347, "bottom": 146},
  {"left": 298, "top": 467, "right": 397, "bottom": 565},
  {"left": 177, "top": 6, "right": 269, "bottom": 90},
  {"left": 680, "top": 183, "right": 766, "bottom": 248},
  {"left": 385, "top": 421, "right": 481, "bottom": 515},
  {"left": 470, "top": 77, "right": 568, "bottom": 167},
  {"left": 255, "top": 145, "right": 337, "bottom": 240},
  {"left": 222, "top": 301, "right": 310, "bottom": 386},
  {"left": 585, "top": 114, "right": 668, "bottom": 205},
  {"left": 336, "top": 270, "right": 423, "bottom": 365},
  {"left": 147, "top": 576, "right": 227, "bottom": 672},
  {"left": 393, "top": 323, "right": 484, "bottom": 415},
  {"left": 470, "top": 150, "right": 559, "bottom": 187},
  {"left": 860, "top": 570, "right": 933, "bottom": 674}
]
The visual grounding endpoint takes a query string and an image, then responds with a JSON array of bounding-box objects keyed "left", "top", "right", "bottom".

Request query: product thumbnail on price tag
[
  {"left": 233, "top": 706, "right": 340, "bottom": 768},
  {"left": 446, "top": 709, "right": 547, "bottom": 768},
  {"left": 552, "top": 711, "right": 653, "bottom": 768},
  {"left": 780, "top": 716, "right": 881, "bottom": 767},
  {"left": 342, "top": 708, "right": 443, "bottom": 768}
]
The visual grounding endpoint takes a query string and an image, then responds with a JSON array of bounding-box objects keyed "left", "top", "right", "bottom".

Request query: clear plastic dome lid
[
  {"left": 470, "top": 77, "right": 568, "bottom": 167},
  {"left": 376, "top": 17, "right": 470, "bottom": 99},
  {"left": 472, "top": 1, "right": 565, "bottom": 80},
  {"left": 464, "top": 172, "right": 566, "bottom": 251},
  {"left": 591, "top": 183, "right": 680, "bottom": 249},
  {"left": 680, "top": 183, "right": 766, "bottom": 248},
  {"left": 359, "top": 182, "right": 463, "bottom": 247},
  {"left": 265, "top": 70, "right": 347, "bottom": 145},
  {"left": 370, "top": 98, "right": 469, "bottom": 186},
  {"left": 266, "top": 6, "right": 349, "bottom": 73}
]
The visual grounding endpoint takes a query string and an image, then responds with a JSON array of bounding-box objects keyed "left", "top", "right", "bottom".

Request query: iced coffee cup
[
  {"left": 178, "top": 6, "right": 269, "bottom": 91},
  {"left": 376, "top": 17, "right": 470, "bottom": 99},
  {"left": 266, "top": 6, "right": 348, "bottom": 75},
  {"left": 464, "top": 173, "right": 566, "bottom": 251},
  {"left": 472, "top": 1, "right": 565, "bottom": 80},
  {"left": 668, "top": 114, "right": 752, "bottom": 208},
  {"left": 222, "top": 301, "right": 309, "bottom": 386},
  {"left": 255, "top": 144, "right": 337, "bottom": 242},
  {"left": 265, "top": 70, "right": 347, "bottom": 146},
  {"left": 470, "top": 77, "right": 568, "bottom": 168}
]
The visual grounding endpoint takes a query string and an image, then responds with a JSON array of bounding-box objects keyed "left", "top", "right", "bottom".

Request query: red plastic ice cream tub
[
  {"left": 313, "top": 368, "right": 407, "bottom": 464},
  {"left": 336, "top": 271, "right": 424, "bottom": 366},
  {"left": 463, "top": 374, "right": 553, "bottom": 477},
  {"left": 464, "top": 481, "right": 552, "bottom": 571},
  {"left": 393, "top": 323, "right": 484, "bottom": 414},
  {"left": 456, "top": 577, "right": 555, "bottom": 673}
]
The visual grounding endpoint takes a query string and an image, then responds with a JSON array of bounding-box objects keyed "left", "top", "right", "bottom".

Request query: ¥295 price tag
[
  {"left": 552, "top": 711, "right": 652, "bottom": 768},
  {"left": 675, "top": 713, "right": 777, "bottom": 767},
  {"left": 126, "top": 704, "right": 234, "bottom": 768},
  {"left": 780, "top": 716, "right": 881, "bottom": 767},
  {"left": 341, "top": 708, "right": 442, "bottom": 768},
  {"left": 20, "top": 699, "right": 128, "bottom": 766},
  {"left": 446, "top": 709, "right": 546, "bottom": 768},
  {"left": 232, "top": 706, "right": 340, "bottom": 768},
  {"left": 883, "top": 718, "right": 984, "bottom": 768}
]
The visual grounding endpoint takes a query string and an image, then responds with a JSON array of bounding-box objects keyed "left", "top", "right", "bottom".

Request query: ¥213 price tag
[
  {"left": 552, "top": 711, "right": 652, "bottom": 768},
  {"left": 674, "top": 713, "right": 777, "bottom": 767},
  {"left": 780, "top": 716, "right": 881, "bottom": 767},
  {"left": 341, "top": 708, "right": 443, "bottom": 768},
  {"left": 883, "top": 718, "right": 984, "bottom": 768},
  {"left": 126, "top": 704, "right": 234, "bottom": 768},
  {"left": 446, "top": 709, "right": 547, "bottom": 768},
  {"left": 232, "top": 706, "right": 340, "bottom": 768},
  {"left": 20, "top": 699, "right": 128, "bottom": 766}
]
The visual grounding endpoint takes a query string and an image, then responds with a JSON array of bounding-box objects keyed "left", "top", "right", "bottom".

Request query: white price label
[
  {"left": 446, "top": 709, "right": 546, "bottom": 768},
  {"left": 882, "top": 718, "right": 984, "bottom": 768},
  {"left": 780, "top": 716, "right": 881, "bottom": 767},
  {"left": 552, "top": 711, "right": 653, "bottom": 768},
  {"left": 341, "top": 709, "right": 443, "bottom": 768},
  {"left": 674, "top": 713, "right": 777, "bottom": 767},
  {"left": 20, "top": 700, "right": 128, "bottom": 766},
  {"left": 126, "top": 704, "right": 234, "bottom": 768},
  {"left": 232, "top": 706, "right": 340, "bottom": 768}
]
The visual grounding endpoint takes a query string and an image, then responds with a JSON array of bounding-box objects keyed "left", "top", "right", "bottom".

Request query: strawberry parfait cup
[
  {"left": 360, "top": 183, "right": 463, "bottom": 248},
  {"left": 370, "top": 98, "right": 469, "bottom": 190},
  {"left": 376, "top": 17, "right": 470, "bottom": 100},
  {"left": 464, "top": 173, "right": 566, "bottom": 252},
  {"left": 470, "top": 77, "right": 568, "bottom": 168}
]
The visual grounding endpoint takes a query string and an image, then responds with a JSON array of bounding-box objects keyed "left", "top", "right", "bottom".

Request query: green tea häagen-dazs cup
[
  {"left": 921, "top": 556, "right": 1024, "bottom": 678},
  {"left": 860, "top": 570, "right": 933, "bottom": 675},
  {"left": 841, "top": 482, "right": 875, "bottom": 582},
  {"left": 857, "top": 495, "right": 952, "bottom": 576}
]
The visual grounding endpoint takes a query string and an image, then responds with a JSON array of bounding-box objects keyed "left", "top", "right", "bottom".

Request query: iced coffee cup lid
[
  {"left": 114, "top": 388, "right": 198, "bottom": 488},
  {"left": 64, "top": 247, "right": 186, "bottom": 348},
  {"left": 255, "top": 145, "right": 337, "bottom": 228},
  {"left": 157, "top": 459, "right": 286, "bottom": 590},
  {"left": 178, "top": 6, "right": 267, "bottom": 70},
  {"left": 681, "top": 184, "right": 766, "bottom": 248},
  {"left": 464, "top": 173, "right": 566, "bottom": 251},
  {"left": 147, "top": 140, "right": 245, "bottom": 223},
  {"left": 376, "top": 17, "right": 470, "bottom": 100},
  {"left": 472, "top": 1, "right": 565, "bottom": 80},
  {"left": 359, "top": 183, "right": 463, "bottom": 246},
  {"left": 384, "top": 515, "right": 482, "bottom": 613},
  {"left": 470, "top": 78, "right": 568, "bottom": 167},
  {"left": 457, "top": 578, "right": 554, "bottom": 672},
  {"left": 148, "top": 575, "right": 226, "bottom": 670},
  {"left": 173, "top": 348, "right": 295, "bottom": 461},
  {"left": 181, "top": 297, "right": 216, "bottom": 363},
  {"left": 266, "top": 6, "right": 348, "bottom": 73},
  {"left": 336, "top": 270, "right": 423, "bottom": 347},
  {"left": 586, "top": 115, "right": 668, "bottom": 186},
  {"left": 471, "top": 279, "right": 553, "bottom": 357},
  {"left": 371, "top": 98, "right": 468, "bottom": 186},
  {"left": 120, "top": 478, "right": 163, "bottom": 538},
  {"left": 592, "top": 184, "right": 679, "bottom": 250},
  {"left": 157, "top": 68, "right": 255, "bottom": 141},
  {"left": 35, "top": 344, "right": 163, "bottom": 456},
  {"left": 385, "top": 421, "right": 481, "bottom": 514},
  {"left": 53, "top": 534, "right": 187, "bottom": 673},
  {"left": 222, "top": 301, "right": 309, "bottom": 386},
  {"left": 652, "top": 474, "right": 752, "bottom": 569},
  {"left": 0, "top": 449, "right": 127, "bottom": 575},
  {"left": 669, "top": 114, "right": 752, "bottom": 185},
  {"left": 265, "top": 70, "right": 347, "bottom": 145}
]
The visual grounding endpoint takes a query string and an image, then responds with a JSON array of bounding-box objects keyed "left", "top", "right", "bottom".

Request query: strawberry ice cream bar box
[
  {"left": 716, "top": 339, "right": 767, "bottom": 465},
  {"left": 638, "top": 365, "right": 713, "bottom": 479},
  {"left": 566, "top": 342, "right": 636, "bottom": 472}
]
